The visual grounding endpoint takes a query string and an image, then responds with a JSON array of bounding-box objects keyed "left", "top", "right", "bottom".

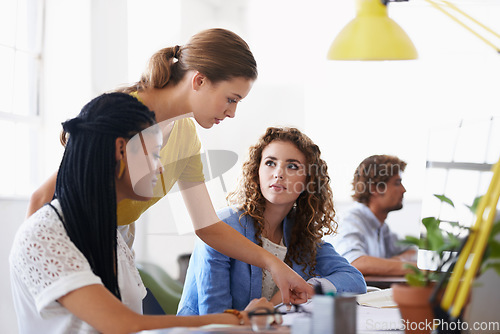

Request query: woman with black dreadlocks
[{"left": 9, "top": 93, "right": 272, "bottom": 333}]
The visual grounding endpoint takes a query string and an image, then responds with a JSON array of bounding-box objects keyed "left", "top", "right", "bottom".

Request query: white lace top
[
  {"left": 261, "top": 237, "right": 287, "bottom": 301},
  {"left": 9, "top": 200, "right": 146, "bottom": 334}
]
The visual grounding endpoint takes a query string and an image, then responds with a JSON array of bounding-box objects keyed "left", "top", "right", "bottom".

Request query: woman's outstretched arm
[
  {"left": 59, "top": 284, "right": 271, "bottom": 333},
  {"left": 26, "top": 171, "right": 57, "bottom": 218}
]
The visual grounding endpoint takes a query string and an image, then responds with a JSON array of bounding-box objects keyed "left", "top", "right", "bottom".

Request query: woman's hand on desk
[
  {"left": 244, "top": 297, "right": 274, "bottom": 312},
  {"left": 267, "top": 259, "right": 313, "bottom": 306},
  {"left": 241, "top": 297, "right": 275, "bottom": 325}
]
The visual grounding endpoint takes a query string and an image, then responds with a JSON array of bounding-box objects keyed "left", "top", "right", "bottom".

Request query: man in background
[{"left": 330, "top": 155, "right": 417, "bottom": 276}]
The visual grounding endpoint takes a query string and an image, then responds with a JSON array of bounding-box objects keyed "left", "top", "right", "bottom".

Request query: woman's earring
[{"left": 118, "top": 159, "right": 126, "bottom": 179}]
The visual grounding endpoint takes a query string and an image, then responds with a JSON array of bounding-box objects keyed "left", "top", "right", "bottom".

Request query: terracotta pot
[{"left": 392, "top": 283, "right": 435, "bottom": 334}]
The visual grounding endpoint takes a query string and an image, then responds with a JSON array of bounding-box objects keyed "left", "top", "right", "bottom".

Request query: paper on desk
[
  {"left": 357, "top": 304, "right": 404, "bottom": 331},
  {"left": 279, "top": 300, "right": 313, "bottom": 327},
  {"left": 356, "top": 288, "right": 398, "bottom": 308}
]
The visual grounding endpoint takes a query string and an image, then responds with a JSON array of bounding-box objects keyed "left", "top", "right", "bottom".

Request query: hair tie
[
  {"left": 173, "top": 45, "right": 181, "bottom": 59},
  {"left": 62, "top": 117, "right": 83, "bottom": 134}
]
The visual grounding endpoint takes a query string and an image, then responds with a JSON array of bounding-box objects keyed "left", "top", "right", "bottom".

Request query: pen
[{"left": 274, "top": 302, "right": 294, "bottom": 311}]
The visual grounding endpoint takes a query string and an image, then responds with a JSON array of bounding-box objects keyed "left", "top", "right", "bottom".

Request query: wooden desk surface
[{"left": 364, "top": 276, "right": 407, "bottom": 289}]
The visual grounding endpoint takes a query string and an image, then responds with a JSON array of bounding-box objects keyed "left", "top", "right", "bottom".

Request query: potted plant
[{"left": 392, "top": 194, "right": 500, "bottom": 334}]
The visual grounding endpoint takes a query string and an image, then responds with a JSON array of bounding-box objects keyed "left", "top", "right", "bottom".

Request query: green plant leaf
[
  {"left": 489, "top": 221, "right": 500, "bottom": 240},
  {"left": 405, "top": 274, "right": 427, "bottom": 287},
  {"left": 487, "top": 240, "right": 500, "bottom": 259},
  {"left": 399, "top": 236, "right": 422, "bottom": 247},
  {"left": 429, "top": 271, "right": 444, "bottom": 282},
  {"left": 434, "top": 194, "right": 455, "bottom": 207},
  {"left": 403, "top": 264, "right": 430, "bottom": 287},
  {"left": 406, "top": 193, "right": 499, "bottom": 281},
  {"left": 442, "top": 233, "right": 462, "bottom": 250},
  {"left": 423, "top": 217, "right": 445, "bottom": 251},
  {"left": 422, "top": 217, "right": 440, "bottom": 231},
  {"left": 482, "top": 262, "right": 500, "bottom": 276},
  {"left": 445, "top": 220, "right": 470, "bottom": 230},
  {"left": 403, "top": 263, "right": 421, "bottom": 274},
  {"left": 466, "top": 196, "right": 482, "bottom": 214}
]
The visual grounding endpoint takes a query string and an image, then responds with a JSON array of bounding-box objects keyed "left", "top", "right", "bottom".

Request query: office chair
[{"left": 137, "top": 261, "right": 184, "bottom": 315}]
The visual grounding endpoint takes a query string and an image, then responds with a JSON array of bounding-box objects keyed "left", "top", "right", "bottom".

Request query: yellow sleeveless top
[{"left": 116, "top": 93, "right": 205, "bottom": 226}]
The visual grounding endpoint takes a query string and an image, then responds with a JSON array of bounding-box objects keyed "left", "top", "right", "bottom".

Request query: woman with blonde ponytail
[{"left": 26, "top": 28, "right": 314, "bottom": 309}]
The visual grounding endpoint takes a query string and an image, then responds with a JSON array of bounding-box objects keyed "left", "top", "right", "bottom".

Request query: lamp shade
[{"left": 328, "top": 0, "right": 418, "bottom": 60}]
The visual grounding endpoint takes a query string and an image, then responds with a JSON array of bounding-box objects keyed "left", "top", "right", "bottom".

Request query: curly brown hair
[
  {"left": 227, "top": 127, "right": 337, "bottom": 276},
  {"left": 352, "top": 155, "right": 407, "bottom": 204}
]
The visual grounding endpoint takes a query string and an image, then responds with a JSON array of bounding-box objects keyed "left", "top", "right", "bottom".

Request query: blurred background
[{"left": 1, "top": 0, "right": 499, "bottom": 331}]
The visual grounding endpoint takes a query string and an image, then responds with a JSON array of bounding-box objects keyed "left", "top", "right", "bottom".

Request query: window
[
  {"left": 421, "top": 117, "right": 500, "bottom": 228},
  {"left": 0, "top": 0, "right": 44, "bottom": 197}
]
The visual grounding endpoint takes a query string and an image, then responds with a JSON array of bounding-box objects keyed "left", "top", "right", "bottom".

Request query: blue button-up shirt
[
  {"left": 177, "top": 206, "right": 367, "bottom": 315},
  {"left": 328, "top": 202, "right": 412, "bottom": 263}
]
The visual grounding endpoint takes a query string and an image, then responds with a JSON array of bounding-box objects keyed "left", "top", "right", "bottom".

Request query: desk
[
  {"left": 364, "top": 276, "right": 407, "bottom": 289},
  {"left": 142, "top": 325, "right": 288, "bottom": 333},
  {"left": 140, "top": 305, "right": 404, "bottom": 334}
]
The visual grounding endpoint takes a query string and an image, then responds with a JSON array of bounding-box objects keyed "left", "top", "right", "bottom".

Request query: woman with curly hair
[{"left": 177, "top": 127, "right": 366, "bottom": 315}]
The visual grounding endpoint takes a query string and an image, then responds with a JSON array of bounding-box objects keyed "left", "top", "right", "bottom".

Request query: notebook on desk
[{"left": 356, "top": 288, "right": 398, "bottom": 308}]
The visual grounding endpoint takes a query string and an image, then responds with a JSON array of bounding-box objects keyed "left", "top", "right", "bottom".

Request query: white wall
[
  {"left": 132, "top": 0, "right": 500, "bottom": 277},
  {"left": 0, "top": 199, "right": 28, "bottom": 333},
  {"left": 0, "top": 0, "right": 118, "bottom": 331}
]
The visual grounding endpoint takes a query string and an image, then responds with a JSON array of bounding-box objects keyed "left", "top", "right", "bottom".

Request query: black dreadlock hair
[{"left": 55, "top": 92, "right": 156, "bottom": 299}]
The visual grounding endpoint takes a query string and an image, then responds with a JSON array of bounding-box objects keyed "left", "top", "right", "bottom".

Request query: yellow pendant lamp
[{"left": 328, "top": 0, "right": 418, "bottom": 60}]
